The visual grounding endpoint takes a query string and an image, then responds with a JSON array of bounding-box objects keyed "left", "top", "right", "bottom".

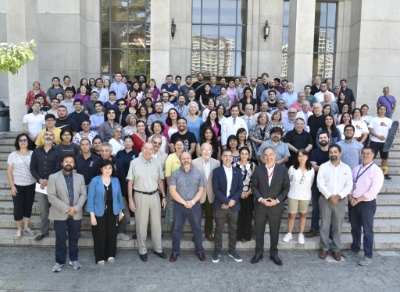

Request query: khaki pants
[{"left": 134, "top": 191, "right": 162, "bottom": 255}]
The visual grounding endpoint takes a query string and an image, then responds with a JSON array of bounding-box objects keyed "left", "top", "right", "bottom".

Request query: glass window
[
  {"left": 101, "top": 0, "right": 151, "bottom": 80},
  {"left": 281, "top": 1, "right": 290, "bottom": 78},
  {"left": 191, "top": 0, "right": 247, "bottom": 80},
  {"left": 313, "top": 2, "right": 337, "bottom": 80}
]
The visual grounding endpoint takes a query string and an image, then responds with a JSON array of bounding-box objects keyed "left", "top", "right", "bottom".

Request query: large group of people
[{"left": 9, "top": 72, "right": 397, "bottom": 271}]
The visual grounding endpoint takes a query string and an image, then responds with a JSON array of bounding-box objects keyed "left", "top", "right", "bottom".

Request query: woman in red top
[
  {"left": 131, "top": 120, "right": 148, "bottom": 153},
  {"left": 26, "top": 81, "right": 47, "bottom": 107}
]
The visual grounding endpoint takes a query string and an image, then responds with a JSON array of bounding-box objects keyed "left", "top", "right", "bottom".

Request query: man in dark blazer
[
  {"left": 211, "top": 149, "right": 244, "bottom": 263},
  {"left": 251, "top": 146, "right": 290, "bottom": 265}
]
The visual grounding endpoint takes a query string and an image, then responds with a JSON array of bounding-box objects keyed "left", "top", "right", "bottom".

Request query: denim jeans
[
  {"left": 385, "top": 112, "right": 393, "bottom": 119},
  {"left": 54, "top": 217, "right": 82, "bottom": 264},
  {"left": 350, "top": 200, "right": 376, "bottom": 258},
  {"left": 172, "top": 202, "right": 204, "bottom": 254}
]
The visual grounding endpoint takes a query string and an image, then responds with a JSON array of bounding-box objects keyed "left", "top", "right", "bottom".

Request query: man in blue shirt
[
  {"left": 210, "top": 76, "right": 221, "bottom": 97},
  {"left": 161, "top": 74, "right": 179, "bottom": 103},
  {"left": 90, "top": 101, "right": 104, "bottom": 135},
  {"left": 281, "top": 82, "right": 298, "bottom": 109},
  {"left": 146, "top": 102, "right": 168, "bottom": 134},
  {"left": 175, "top": 95, "right": 189, "bottom": 117},
  {"left": 257, "top": 127, "right": 290, "bottom": 165},
  {"left": 109, "top": 72, "right": 128, "bottom": 99}
]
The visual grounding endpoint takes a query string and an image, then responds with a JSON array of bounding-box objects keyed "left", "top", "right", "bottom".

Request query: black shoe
[
  {"left": 384, "top": 174, "right": 392, "bottom": 181},
  {"left": 132, "top": 232, "right": 137, "bottom": 240},
  {"left": 305, "top": 230, "right": 320, "bottom": 238},
  {"left": 251, "top": 254, "right": 263, "bottom": 264},
  {"left": 34, "top": 234, "right": 48, "bottom": 241},
  {"left": 153, "top": 251, "right": 167, "bottom": 259},
  {"left": 270, "top": 255, "right": 283, "bottom": 266},
  {"left": 139, "top": 253, "right": 148, "bottom": 262}
]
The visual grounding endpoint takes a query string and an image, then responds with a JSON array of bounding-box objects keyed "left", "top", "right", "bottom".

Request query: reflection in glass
[
  {"left": 236, "top": 52, "right": 245, "bottom": 76},
  {"left": 315, "top": 2, "right": 327, "bottom": 27},
  {"left": 281, "top": 52, "right": 288, "bottom": 78},
  {"left": 192, "top": 0, "right": 201, "bottom": 23},
  {"left": 102, "top": 24, "right": 110, "bottom": 48},
  {"left": 201, "top": 51, "right": 219, "bottom": 75},
  {"left": 202, "top": 0, "right": 219, "bottom": 23},
  {"left": 283, "top": 1, "right": 290, "bottom": 26},
  {"left": 282, "top": 27, "right": 288, "bottom": 47},
  {"left": 218, "top": 51, "right": 235, "bottom": 76},
  {"left": 326, "top": 29, "right": 335, "bottom": 52},
  {"left": 102, "top": 50, "right": 110, "bottom": 73},
  {"left": 313, "top": 27, "right": 326, "bottom": 53},
  {"left": 111, "top": 50, "right": 128, "bottom": 74},
  {"left": 146, "top": 51, "right": 150, "bottom": 75},
  {"left": 220, "top": 0, "right": 237, "bottom": 24},
  {"left": 327, "top": 3, "right": 336, "bottom": 27},
  {"left": 111, "top": 0, "right": 128, "bottom": 22},
  {"left": 128, "top": 24, "right": 146, "bottom": 48},
  {"left": 101, "top": 0, "right": 110, "bottom": 22},
  {"left": 202, "top": 25, "right": 219, "bottom": 50},
  {"left": 129, "top": 0, "right": 148, "bottom": 22},
  {"left": 192, "top": 25, "right": 201, "bottom": 50},
  {"left": 236, "top": 26, "right": 245, "bottom": 51},
  {"left": 324, "top": 54, "right": 334, "bottom": 78},
  {"left": 191, "top": 51, "right": 201, "bottom": 75},
  {"left": 128, "top": 50, "right": 145, "bottom": 74},
  {"left": 237, "top": 0, "right": 246, "bottom": 25},
  {"left": 220, "top": 26, "right": 236, "bottom": 50},
  {"left": 111, "top": 23, "right": 128, "bottom": 48},
  {"left": 145, "top": 23, "right": 151, "bottom": 49},
  {"left": 313, "top": 54, "right": 325, "bottom": 78}
]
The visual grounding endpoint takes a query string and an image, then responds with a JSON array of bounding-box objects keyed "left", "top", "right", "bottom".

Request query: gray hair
[
  {"left": 188, "top": 101, "right": 199, "bottom": 112},
  {"left": 151, "top": 135, "right": 162, "bottom": 142},
  {"left": 287, "top": 82, "right": 294, "bottom": 86},
  {"left": 334, "top": 85, "right": 340, "bottom": 89},
  {"left": 302, "top": 100, "right": 310, "bottom": 106},
  {"left": 245, "top": 104, "right": 253, "bottom": 110},
  {"left": 112, "top": 125, "right": 123, "bottom": 136},
  {"left": 298, "top": 91, "right": 305, "bottom": 97},
  {"left": 383, "top": 87, "right": 389, "bottom": 91},
  {"left": 295, "top": 117, "right": 305, "bottom": 124},
  {"left": 240, "top": 76, "right": 248, "bottom": 81},
  {"left": 263, "top": 146, "right": 277, "bottom": 155},
  {"left": 200, "top": 142, "right": 213, "bottom": 151},
  {"left": 101, "top": 142, "right": 112, "bottom": 152},
  {"left": 142, "top": 142, "right": 154, "bottom": 150}
]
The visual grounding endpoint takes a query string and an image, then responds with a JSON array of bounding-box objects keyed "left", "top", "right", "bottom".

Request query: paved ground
[{"left": 0, "top": 247, "right": 399, "bottom": 291}]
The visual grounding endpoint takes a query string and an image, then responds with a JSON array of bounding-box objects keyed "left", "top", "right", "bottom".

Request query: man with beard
[
  {"left": 260, "top": 79, "right": 282, "bottom": 103},
  {"left": 47, "top": 154, "right": 87, "bottom": 272},
  {"left": 308, "top": 103, "right": 325, "bottom": 148},
  {"left": 192, "top": 72, "right": 206, "bottom": 101},
  {"left": 174, "top": 94, "right": 189, "bottom": 117},
  {"left": 257, "top": 127, "right": 290, "bottom": 165},
  {"left": 306, "top": 131, "right": 330, "bottom": 238},
  {"left": 317, "top": 144, "right": 352, "bottom": 261},
  {"left": 169, "top": 117, "right": 197, "bottom": 154},
  {"left": 56, "top": 106, "right": 78, "bottom": 135},
  {"left": 146, "top": 101, "right": 167, "bottom": 134},
  {"left": 256, "top": 73, "right": 269, "bottom": 104},
  {"left": 30, "top": 131, "right": 62, "bottom": 241}
]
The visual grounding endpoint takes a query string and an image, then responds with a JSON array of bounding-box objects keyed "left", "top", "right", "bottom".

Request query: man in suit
[
  {"left": 192, "top": 143, "right": 220, "bottom": 241},
  {"left": 116, "top": 98, "right": 129, "bottom": 127},
  {"left": 47, "top": 154, "right": 87, "bottom": 272},
  {"left": 221, "top": 105, "right": 247, "bottom": 148},
  {"left": 240, "top": 104, "right": 257, "bottom": 132},
  {"left": 211, "top": 149, "right": 244, "bottom": 263},
  {"left": 251, "top": 146, "right": 290, "bottom": 265}
]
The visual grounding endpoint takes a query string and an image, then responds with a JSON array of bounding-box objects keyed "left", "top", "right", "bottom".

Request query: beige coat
[
  {"left": 47, "top": 171, "right": 87, "bottom": 221},
  {"left": 192, "top": 157, "right": 220, "bottom": 204}
]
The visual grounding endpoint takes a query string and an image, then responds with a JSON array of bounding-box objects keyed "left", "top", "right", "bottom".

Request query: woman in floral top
[
  {"left": 26, "top": 81, "right": 47, "bottom": 107},
  {"left": 266, "top": 110, "right": 285, "bottom": 139},
  {"left": 122, "top": 113, "right": 138, "bottom": 137},
  {"left": 249, "top": 113, "right": 270, "bottom": 154},
  {"left": 73, "top": 119, "right": 96, "bottom": 145}
]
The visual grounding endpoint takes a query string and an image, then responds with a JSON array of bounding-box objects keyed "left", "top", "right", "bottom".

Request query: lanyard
[
  {"left": 355, "top": 162, "right": 374, "bottom": 183},
  {"left": 266, "top": 166, "right": 275, "bottom": 179}
]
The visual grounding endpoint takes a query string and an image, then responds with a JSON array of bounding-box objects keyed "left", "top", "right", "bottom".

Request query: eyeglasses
[
  {"left": 289, "top": 112, "right": 297, "bottom": 114},
  {"left": 82, "top": 123, "right": 90, "bottom": 126},
  {"left": 300, "top": 175, "right": 306, "bottom": 184},
  {"left": 115, "top": 130, "right": 122, "bottom": 133},
  {"left": 118, "top": 103, "right": 125, "bottom": 106},
  {"left": 152, "top": 142, "right": 162, "bottom": 146},
  {"left": 62, "top": 134, "right": 71, "bottom": 137},
  {"left": 46, "top": 119, "right": 55, "bottom": 122},
  {"left": 19, "top": 139, "right": 28, "bottom": 142}
]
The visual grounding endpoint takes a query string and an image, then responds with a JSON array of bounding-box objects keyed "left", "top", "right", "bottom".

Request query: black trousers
[
  {"left": 236, "top": 194, "right": 254, "bottom": 241},
  {"left": 214, "top": 208, "right": 238, "bottom": 252},
  {"left": 255, "top": 210, "right": 282, "bottom": 256},
  {"left": 201, "top": 196, "right": 213, "bottom": 236},
  {"left": 12, "top": 184, "right": 35, "bottom": 221},
  {"left": 91, "top": 201, "right": 118, "bottom": 263}
]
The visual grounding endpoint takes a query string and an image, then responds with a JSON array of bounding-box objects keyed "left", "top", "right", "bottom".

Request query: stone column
[
  {"left": 7, "top": 0, "right": 39, "bottom": 132},
  {"left": 150, "top": 0, "right": 172, "bottom": 87},
  {"left": 287, "top": 0, "right": 316, "bottom": 92}
]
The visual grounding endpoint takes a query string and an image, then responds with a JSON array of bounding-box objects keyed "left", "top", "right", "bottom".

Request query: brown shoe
[
  {"left": 332, "top": 251, "right": 341, "bottom": 261},
  {"left": 205, "top": 234, "right": 214, "bottom": 242},
  {"left": 319, "top": 250, "right": 328, "bottom": 259},
  {"left": 305, "top": 230, "right": 320, "bottom": 238}
]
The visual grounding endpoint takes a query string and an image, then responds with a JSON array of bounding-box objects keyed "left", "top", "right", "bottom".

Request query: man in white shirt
[
  {"left": 281, "top": 82, "right": 298, "bottom": 108},
  {"left": 254, "top": 101, "right": 272, "bottom": 121},
  {"left": 277, "top": 99, "right": 288, "bottom": 121},
  {"left": 161, "top": 92, "right": 174, "bottom": 114},
  {"left": 317, "top": 144, "right": 353, "bottom": 261},
  {"left": 221, "top": 105, "right": 247, "bottom": 147},
  {"left": 94, "top": 78, "right": 109, "bottom": 103},
  {"left": 23, "top": 101, "right": 45, "bottom": 143},
  {"left": 296, "top": 100, "right": 313, "bottom": 131},
  {"left": 283, "top": 107, "right": 298, "bottom": 132},
  {"left": 314, "top": 82, "right": 335, "bottom": 103},
  {"left": 240, "top": 104, "right": 257, "bottom": 131}
]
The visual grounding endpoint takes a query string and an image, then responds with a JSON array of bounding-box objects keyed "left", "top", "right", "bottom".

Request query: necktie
[
  {"left": 247, "top": 118, "right": 251, "bottom": 130},
  {"left": 233, "top": 118, "right": 236, "bottom": 125}
]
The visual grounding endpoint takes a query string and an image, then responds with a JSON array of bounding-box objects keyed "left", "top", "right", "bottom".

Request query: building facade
[{"left": 1, "top": 0, "right": 399, "bottom": 130}]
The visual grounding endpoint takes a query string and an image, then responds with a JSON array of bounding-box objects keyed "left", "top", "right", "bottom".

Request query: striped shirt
[
  {"left": 7, "top": 152, "right": 36, "bottom": 186},
  {"left": 127, "top": 155, "right": 164, "bottom": 192}
]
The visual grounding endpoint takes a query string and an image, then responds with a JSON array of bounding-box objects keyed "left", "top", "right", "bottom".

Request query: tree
[{"left": 0, "top": 40, "right": 36, "bottom": 75}]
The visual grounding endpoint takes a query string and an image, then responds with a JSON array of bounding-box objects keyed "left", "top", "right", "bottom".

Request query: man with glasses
[
  {"left": 56, "top": 106, "right": 78, "bottom": 135},
  {"left": 116, "top": 99, "right": 129, "bottom": 127},
  {"left": 36, "top": 114, "right": 62, "bottom": 146},
  {"left": 149, "top": 135, "right": 168, "bottom": 172},
  {"left": 68, "top": 99, "right": 90, "bottom": 132},
  {"left": 72, "top": 119, "right": 96, "bottom": 145},
  {"left": 283, "top": 107, "right": 298, "bottom": 132},
  {"left": 146, "top": 101, "right": 167, "bottom": 134},
  {"left": 90, "top": 101, "right": 104, "bottom": 135},
  {"left": 23, "top": 101, "right": 45, "bottom": 144},
  {"left": 315, "top": 82, "right": 335, "bottom": 103},
  {"left": 30, "top": 130, "right": 62, "bottom": 241}
]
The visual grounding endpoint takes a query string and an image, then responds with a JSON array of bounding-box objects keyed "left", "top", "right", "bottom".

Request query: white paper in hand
[{"left": 35, "top": 183, "right": 48, "bottom": 195}]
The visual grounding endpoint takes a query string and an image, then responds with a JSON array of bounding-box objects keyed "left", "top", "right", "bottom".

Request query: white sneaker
[
  {"left": 130, "top": 218, "right": 136, "bottom": 225},
  {"left": 117, "top": 233, "right": 130, "bottom": 241},
  {"left": 108, "top": 257, "right": 115, "bottom": 263},
  {"left": 282, "top": 233, "right": 292, "bottom": 242},
  {"left": 298, "top": 233, "right": 305, "bottom": 244},
  {"left": 97, "top": 260, "right": 105, "bottom": 266}
]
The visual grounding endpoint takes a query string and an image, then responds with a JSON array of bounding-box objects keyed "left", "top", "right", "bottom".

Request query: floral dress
[
  {"left": 216, "top": 96, "right": 231, "bottom": 115},
  {"left": 266, "top": 121, "right": 285, "bottom": 139},
  {"left": 234, "top": 161, "right": 254, "bottom": 192},
  {"left": 249, "top": 124, "right": 270, "bottom": 153}
]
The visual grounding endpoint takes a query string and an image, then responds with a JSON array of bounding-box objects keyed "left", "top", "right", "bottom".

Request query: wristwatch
[{"left": 191, "top": 200, "right": 195, "bottom": 206}]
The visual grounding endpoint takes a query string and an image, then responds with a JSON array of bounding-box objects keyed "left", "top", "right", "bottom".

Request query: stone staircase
[{"left": 0, "top": 132, "right": 399, "bottom": 251}]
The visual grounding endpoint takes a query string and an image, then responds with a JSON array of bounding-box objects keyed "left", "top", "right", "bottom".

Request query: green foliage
[{"left": 0, "top": 40, "right": 36, "bottom": 75}]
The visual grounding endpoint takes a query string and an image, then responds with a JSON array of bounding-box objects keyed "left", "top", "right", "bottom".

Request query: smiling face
[
  {"left": 124, "top": 137, "right": 134, "bottom": 149},
  {"left": 175, "top": 141, "right": 184, "bottom": 153},
  {"left": 153, "top": 123, "right": 162, "bottom": 134}
]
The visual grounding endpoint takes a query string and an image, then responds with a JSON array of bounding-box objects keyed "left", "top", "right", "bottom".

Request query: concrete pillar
[
  {"left": 150, "top": 0, "right": 172, "bottom": 87},
  {"left": 7, "top": 0, "right": 38, "bottom": 132},
  {"left": 287, "top": 0, "right": 316, "bottom": 92}
]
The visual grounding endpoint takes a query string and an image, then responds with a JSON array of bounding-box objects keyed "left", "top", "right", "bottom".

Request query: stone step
[
  {"left": 0, "top": 229, "right": 399, "bottom": 250},
  {"left": 0, "top": 146, "right": 15, "bottom": 153},
  {"left": 374, "top": 159, "right": 400, "bottom": 166},
  {"left": 0, "top": 154, "right": 10, "bottom": 161},
  {"left": 1, "top": 214, "right": 399, "bottom": 234},
  {"left": 1, "top": 202, "right": 399, "bottom": 219},
  {"left": 376, "top": 152, "right": 400, "bottom": 159}
]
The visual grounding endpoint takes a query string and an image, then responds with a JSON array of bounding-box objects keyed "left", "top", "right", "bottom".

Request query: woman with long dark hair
[
  {"left": 323, "top": 104, "right": 332, "bottom": 116},
  {"left": 201, "top": 109, "right": 221, "bottom": 138},
  {"left": 336, "top": 91, "right": 352, "bottom": 114},
  {"left": 196, "top": 126, "right": 220, "bottom": 160},
  {"left": 199, "top": 84, "right": 215, "bottom": 110},
  {"left": 336, "top": 112, "right": 353, "bottom": 140},
  {"left": 162, "top": 108, "right": 180, "bottom": 143},
  {"left": 334, "top": 103, "right": 351, "bottom": 125},
  {"left": 233, "top": 147, "right": 255, "bottom": 242},
  {"left": 227, "top": 135, "right": 240, "bottom": 164},
  {"left": 57, "top": 127, "right": 80, "bottom": 156},
  {"left": 236, "top": 128, "right": 252, "bottom": 159},
  {"left": 143, "top": 97, "right": 155, "bottom": 115},
  {"left": 46, "top": 77, "right": 65, "bottom": 105},
  {"left": 239, "top": 87, "right": 258, "bottom": 115},
  {"left": 87, "top": 160, "right": 124, "bottom": 266},
  {"left": 137, "top": 105, "right": 149, "bottom": 125},
  {"left": 62, "top": 76, "right": 76, "bottom": 96},
  {"left": 131, "top": 120, "right": 148, "bottom": 153},
  {"left": 316, "top": 115, "right": 342, "bottom": 147},
  {"left": 127, "top": 90, "right": 138, "bottom": 112},
  {"left": 77, "top": 78, "right": 91, "bottom": 94},
  {"left": 283, "top": 149, "right": 315, "bottom": 244}
]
